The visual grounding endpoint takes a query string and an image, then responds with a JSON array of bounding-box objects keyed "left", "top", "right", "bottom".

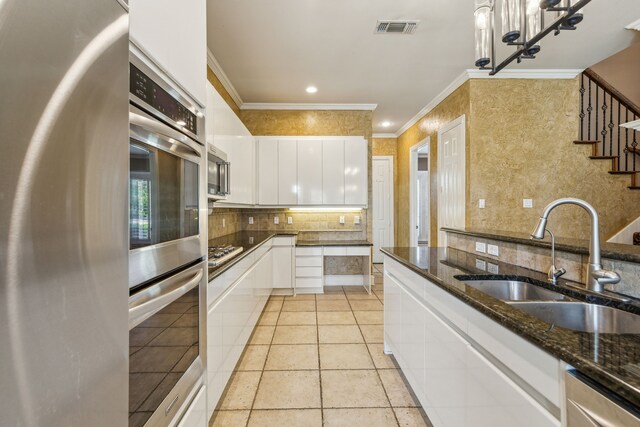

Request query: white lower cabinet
[
  {"left": 177, "top": 386, "right": 207, "bottom": 427},
  {"left": 272, "top": 237, "right": 294, "bottom": 289},
  {"left": 206, "top": 243, "right": 272, "bottom": 419},
  {"left": 384, "top": 256, "right": 560, "bottom": 427}
]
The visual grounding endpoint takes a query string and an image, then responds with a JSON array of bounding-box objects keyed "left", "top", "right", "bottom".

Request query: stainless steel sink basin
[
  {"left": 509, "top": 302, "right": 640, "bottom": 334},
  {"left": 461, "top": 279, "right": 569, "bottom": 301}
]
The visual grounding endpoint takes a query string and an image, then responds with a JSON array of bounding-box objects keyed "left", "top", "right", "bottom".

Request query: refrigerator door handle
[{"left": 129, "top": 268, "right": 203, "bottom": 329}]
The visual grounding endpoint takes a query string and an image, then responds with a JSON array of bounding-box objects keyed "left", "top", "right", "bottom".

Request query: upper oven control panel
[{"left": 130, "top": 63, "right": 198, "bottom": 135}]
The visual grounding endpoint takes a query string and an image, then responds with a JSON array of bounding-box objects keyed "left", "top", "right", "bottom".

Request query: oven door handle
[
  {"left": 129, "top": 268, "right": 203, "bottom": 329},
  {"left": 130, "top": 104, "right": 202, "bottom": 162}
]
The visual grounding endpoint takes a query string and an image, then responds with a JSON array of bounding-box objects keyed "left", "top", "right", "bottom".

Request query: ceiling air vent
[{"left": 375, "top": 20, "right": 419, "bottom": 35}]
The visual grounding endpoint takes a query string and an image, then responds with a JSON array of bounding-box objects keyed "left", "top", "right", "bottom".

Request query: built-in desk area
[{"left": 294, "top": 240, "right": 373, "bottom": 294}]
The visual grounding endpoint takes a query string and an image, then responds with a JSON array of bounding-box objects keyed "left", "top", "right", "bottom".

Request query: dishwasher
[{"left": 565, "top": 370, "right": 640, "bottom": 426}]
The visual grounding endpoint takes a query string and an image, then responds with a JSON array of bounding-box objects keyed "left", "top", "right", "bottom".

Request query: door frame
[
  {"left": 409, "top": 138, "right": 430, "bottom": 247},
  {"left": 437, "top": 114, "right": 466, "bottom": 247},
  {"left": 372, "top": 156, "right": 395, "bottom": 260}
]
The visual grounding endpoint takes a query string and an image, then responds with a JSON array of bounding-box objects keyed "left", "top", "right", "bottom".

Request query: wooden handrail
[{"left": 583, "top": 68, "right": 640, "bottom": 118}]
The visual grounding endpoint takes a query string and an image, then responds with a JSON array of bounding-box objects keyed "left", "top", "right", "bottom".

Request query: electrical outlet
[
  {"left": 475, "top": 242, "right": 486, "bottom": 253},
  {"left": 274, "top": 216, "right": 279, "bottom": 225},
  {"left": 339, "top": 216, "right": 345, "bottom": 224},
  {"left": 287, "top": 216, "right": 293, "bottom": 224},
  {"left": 354, "top": 216, "right": 361, "bottom": 224},
  {"left": 487, "top": 244, "right": 499, "bottom": 256},
  {"left": 487, "top": 262, "right": 499, "bottom": 274},
  {"left": 475, "top": 259, "right": 487, "bottom": 271},
  {"left": 479, "top": 199, "right": 485, "bottom": 209},
  {"left": 248, "top": 216, "right": 254, "bottom": 225},
  {"left": 222, "top": 218, "right": 226, "bottom": 227},
  {"left": 249, "top": 237, "right": 254, "bottom": 244},
  {"left": 523, "top": 198, "right": 533, "bottom": 208}
]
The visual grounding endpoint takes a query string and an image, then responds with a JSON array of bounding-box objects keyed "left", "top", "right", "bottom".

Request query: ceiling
[{"left": 207, "top": 0, "right": 640, "bottom": 135}]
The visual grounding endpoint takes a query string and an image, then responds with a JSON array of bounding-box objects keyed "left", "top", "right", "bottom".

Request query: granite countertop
[
  {"left": 296, "top": 240, "right": 372, "bottom": 247},
  {"left": 443, "top": 227, "right": 640, "bottom": 264},
  {"left": 207, "top": 232, "right": 370, "bottom": 279},
  {"left": 381, "top": 246, "right": 640, "bottom": 407},
  {"left": 207, "top": 231, "right": 286, "bottom": 280}
]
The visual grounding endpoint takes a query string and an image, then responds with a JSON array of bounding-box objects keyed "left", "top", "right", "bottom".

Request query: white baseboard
[
  {"left": 295, "top": 287, "right": 324, "bottom": 294},
  {"left": 270, "top": 288, "right": 294, "bottom": 296},
  {"left": 323, "top": 275, "right": 368, "bottom": 286}
]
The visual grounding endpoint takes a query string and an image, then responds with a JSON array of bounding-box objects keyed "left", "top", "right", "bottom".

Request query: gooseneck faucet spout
[{"left": 530, "top": 198, "right": 620, "bottom": 292}]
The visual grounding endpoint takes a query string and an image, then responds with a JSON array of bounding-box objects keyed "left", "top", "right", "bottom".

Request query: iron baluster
[
  {"left": 587, "top": 78, "right": 592, "bottom": 140},
  {"left": 579, "top": 75, "right": 585, "bottom": 140},
  {"left": 608, "top": 93, "right": 614, "bottom": 162},
  {"left": 624, "top": 108, "right": 629, "bottom": 171}
]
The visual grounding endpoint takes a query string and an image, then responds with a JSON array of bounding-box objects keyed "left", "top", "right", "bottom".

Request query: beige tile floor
[{"left": 209, "top": 264, "right": 433, "bottom": 427}]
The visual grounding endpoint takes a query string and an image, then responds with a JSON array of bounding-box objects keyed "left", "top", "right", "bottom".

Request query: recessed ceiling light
[
  {"left": 306, "top": 86, "right": 318, "bottom": 94},
  {"left": 381, "top": 121, "right": 392, "bottom": 127}
]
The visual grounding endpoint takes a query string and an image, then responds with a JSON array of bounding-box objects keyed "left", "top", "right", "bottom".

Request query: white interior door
[
  {"left": 417, "top": 171, "right": 429, "bottom": 244},
  {"left": 372, "top": 157, "right": 393, "bottom": 263},
  {"left": 437, "top": 116, "right": 466, "bottom": 246}
]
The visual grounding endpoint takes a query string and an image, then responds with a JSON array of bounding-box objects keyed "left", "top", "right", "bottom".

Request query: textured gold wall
[
  {"left": 467, "top": 78, "right": 640, "bottom": 240},
  {"left": 240, "top": 109, "right": 373, "bottom": 242},
  {"left": 206, "top": 66, "right": 241, "bottom": 117},
  {"left": 396, "top": 82, "right": 471, "bottom": 247},
  {"left": 372, "top": 138, "right": 398, "bottom": 245}
]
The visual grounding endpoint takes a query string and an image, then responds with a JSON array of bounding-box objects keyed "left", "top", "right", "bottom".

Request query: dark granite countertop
[
  {"left": 381, "top": 246, "right": 640, "bottom": 407},
  {"left": 443, "top": 227, "right": 640, "bottom": 264},
  {"left": 296, "top": 240, "right": 372, "bottom": 247},
  {"left": 207, "top": 231, "right": 287, "bottom": 280}
]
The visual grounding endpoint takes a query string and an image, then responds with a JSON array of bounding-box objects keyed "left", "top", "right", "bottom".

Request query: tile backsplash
[
  {"left": 446, "top": 232, "right": 640, "bottom": 299},
  {"left": 208, "top": 208, "right": 367, "bottom": 242}
]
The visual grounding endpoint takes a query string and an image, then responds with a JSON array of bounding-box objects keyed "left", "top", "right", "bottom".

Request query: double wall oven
[{"left": 128, "top": 52, "right": 207, "bottom": 427}]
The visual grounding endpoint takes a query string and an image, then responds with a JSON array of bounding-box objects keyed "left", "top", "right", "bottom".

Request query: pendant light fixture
[
  {"left": 474, "top": 0, "right": 493, "bottom": 68},
  {"left": 473, "top": 0, "right": 591, "bottom": 74},
  {"left": 525, "top": 0, "right": 541, "bottom": 56},
  {"left": 501, "top": 0, "right": 521, "bottom": 43}
]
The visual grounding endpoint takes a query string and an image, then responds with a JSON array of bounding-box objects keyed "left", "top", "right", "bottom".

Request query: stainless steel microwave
[{"left": 207, "top": 144, "right": 230, "bottom": 200}]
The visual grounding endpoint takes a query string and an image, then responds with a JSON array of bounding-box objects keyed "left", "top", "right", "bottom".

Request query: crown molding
[
  {"left": 206, "top": 48, "right": 244, "bottom": 108},
  {"left": 395, "top": 70, "right": 469, "bottom": 137},
  {"left": 372, "top": 133, "right": 398, "bottom": 138},
  {"left": 395, "top": 68, "right": 583, "bottom": 137},
  {"left": 466, "top": 68, "right": 582, "bottom": 79},
  {"left": 240, "top": 103, "right": 378, "bottom": 111},
  {"left": 626, "top": 18, "right": 640, "bottom": 31},
  {"left": 620, "top": 119, "right": 640, "bottom": 131}
]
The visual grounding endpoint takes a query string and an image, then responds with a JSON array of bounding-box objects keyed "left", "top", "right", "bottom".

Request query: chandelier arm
[{"left": 489, "top": 0, "right": 592, "bottom": 75}]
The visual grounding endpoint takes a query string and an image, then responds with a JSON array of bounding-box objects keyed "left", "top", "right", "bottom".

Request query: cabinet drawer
[
  {"left": 296, "top": 277, "right": 323, "bottom": 288},
  {"left": 273, "top": 236, "right": 295, "bottom": 246},
  {"left": 347, "top": 246, "right": 370, "bottom": 256},
  {"left": 296, "top": 247, "right": 322, "bottom": 256},
  {"left": 295, "top": 257, "right": 322, "bottom": 267},
  {"left": 323, "top": 247, "right": 347, "bottom": 256},
  {"left": 296, "top": 266, "right": 323, "bottom": 277}
]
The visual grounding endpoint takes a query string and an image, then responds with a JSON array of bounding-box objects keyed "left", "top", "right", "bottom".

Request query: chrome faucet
[
  {"left": 530, "top": 198, "right": 620, "bottom": 293},
  {"left": 545, "top": 228, "right": 566, "bottom": 285}
]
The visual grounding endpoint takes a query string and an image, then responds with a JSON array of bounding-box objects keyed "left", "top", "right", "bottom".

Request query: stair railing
[{"left": 579, "top": 68, "right": 640, "bottom": 173}]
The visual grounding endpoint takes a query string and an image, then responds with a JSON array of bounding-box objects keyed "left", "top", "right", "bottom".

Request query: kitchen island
[{"left": 381, "top": 246, "right": 640, "bottom": 426}]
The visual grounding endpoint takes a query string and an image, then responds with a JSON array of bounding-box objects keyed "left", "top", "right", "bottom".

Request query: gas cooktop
[{"left": 207, "top": 245, "right": 243, "bottom": 267}]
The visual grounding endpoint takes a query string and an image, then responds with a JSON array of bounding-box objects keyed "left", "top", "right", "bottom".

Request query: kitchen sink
[
  {"left": 461, "top": 279, "right": 570, "bottom": 301},
  {"left": 508, "top": 301, "right": 640, "bottom": 334}
]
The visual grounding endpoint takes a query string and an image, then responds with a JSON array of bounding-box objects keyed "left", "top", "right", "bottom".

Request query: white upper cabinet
[
  {"left": 206, "top": 83, "right": 255, "bottom": 205},
  {"left": 255, "top": 136, "right": 367, "bottom": 207},
  {"left": 322, "top": 140, "right": 345, "bottom": 205},
  {"left": 345, "top": 138, "right": 368, "bottom": 206},
  {"left": 297, "top": 139, "right": 324, "bottom": 205},
  {"left": 130, "top": 0, "right": 206, "bottom": 106},
  {"left": 278, "top": 140, "right": 298, "bottom": 205},
  {"left": 257, "top": 138, "right": 278, "bottom": 205}
]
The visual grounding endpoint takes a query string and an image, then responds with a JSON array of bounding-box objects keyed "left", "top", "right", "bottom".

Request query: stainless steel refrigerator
[{"left": 0, "top": 0, "right": 130, "bottom": 426}]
